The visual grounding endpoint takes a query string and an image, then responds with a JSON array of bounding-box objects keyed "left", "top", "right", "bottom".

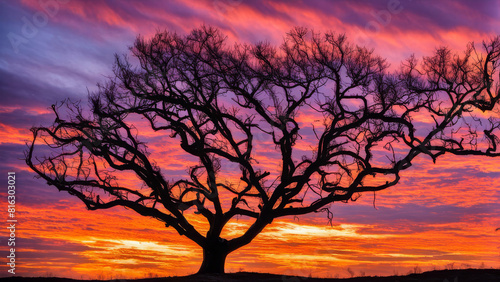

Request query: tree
[{"left": 26, "top": 26, "right": 500, "bottom": 274}]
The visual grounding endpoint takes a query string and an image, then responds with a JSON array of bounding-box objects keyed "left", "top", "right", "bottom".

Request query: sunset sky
[{"left": 1, "top": 0, "right": 500, "bottom": 279}]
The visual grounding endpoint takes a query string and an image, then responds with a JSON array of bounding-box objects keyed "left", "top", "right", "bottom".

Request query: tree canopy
[{"left": 26, "top": 26, "right": 500, "bottom": 273}]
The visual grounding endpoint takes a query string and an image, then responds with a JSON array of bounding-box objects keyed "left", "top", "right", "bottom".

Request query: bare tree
[{"left": 26, "top": 26, "right": 500, "bottom": 274}]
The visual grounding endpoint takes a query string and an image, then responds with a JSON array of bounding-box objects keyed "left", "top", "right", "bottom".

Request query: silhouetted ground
[{"left": 2, "top": 269, "right": 500, "bottom": 282}]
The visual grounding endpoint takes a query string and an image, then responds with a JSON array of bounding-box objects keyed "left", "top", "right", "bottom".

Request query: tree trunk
[
  {"left": 197, "top": 218, "right": 270, "bottom": 274},
  {"left": 197, "top": 242, "right": 229, "bottom": 274}
]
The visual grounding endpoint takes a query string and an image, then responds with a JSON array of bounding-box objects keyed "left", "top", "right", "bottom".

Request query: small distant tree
[{"left": 26, "top": 26, "right": 500, "bottom": 274}]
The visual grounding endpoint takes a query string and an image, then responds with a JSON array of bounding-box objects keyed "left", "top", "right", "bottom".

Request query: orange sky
[{"left": 1, "top": 0, "right": 500, "bottom": 279}]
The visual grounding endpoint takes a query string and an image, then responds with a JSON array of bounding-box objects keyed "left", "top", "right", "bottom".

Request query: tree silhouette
[{"left": 26, "top": 26, "right": 500, "bottom": 274}]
